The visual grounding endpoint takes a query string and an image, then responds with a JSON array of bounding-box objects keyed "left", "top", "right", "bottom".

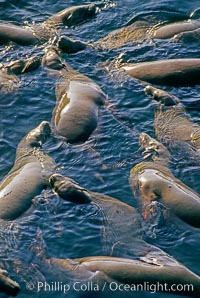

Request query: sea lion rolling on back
[
  {"left": 129, "top": 132, "right": 200, "bottom": 228},
  {"left": 42, "top": 47, "right": 106, "bottom": 144}
]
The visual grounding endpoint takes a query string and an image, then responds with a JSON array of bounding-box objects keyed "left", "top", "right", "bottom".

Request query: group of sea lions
[{"left": 0, "top": 2, "right": 200, "bottom": 297}]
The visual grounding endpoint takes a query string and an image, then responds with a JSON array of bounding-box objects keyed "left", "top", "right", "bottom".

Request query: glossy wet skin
[
  {"left": 0, "top": 4, "right": 97, "bottom": 46},
  {"left": 0, "top": 121, "right": 55, "bottom": 220},
  {"left": 94, "top": 14, "right": 200, "bottom": 50},
  {"left": 4, "top": 56, "right": 41, "bottom": 76},
  {"left": 50, "top": 174, "right": 91, "bottom": 204},
  {"left": 0, "top": 56, "right": 41, "bottom": 93},
  {"left": 42, "top": 48, "right": 106, "bottom": 144},
  {"left": 152, "top": 19, "right": 200, "bottom": 39},
  {"left": 50, "top": 173, "right": 180, "bottom": 262},
  {"left": 0, "top": 24, "right": 37, "bottom": 46},
  {"left": 122, "top": 58, "right": 200, "bottom": 86},
  {"left": 145, "top": 85, "right": 200, "bottom": 153},
  {"left": 129, "top": 133, "right": 200, "bottom": 228},
  {"left": 46, "top": 4, "right": 97, "bottom": 27},
  {"left": 43, "top": 255, "right": 200, "bottom": 297}
]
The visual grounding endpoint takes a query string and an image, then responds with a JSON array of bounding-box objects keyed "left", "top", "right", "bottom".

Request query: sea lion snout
[
  {"left": 145, "top": 85, "right": 179, "bottom": 106},
  {"left": 144, "top": 85, "right": 155, "bottom": 97},
  {"left": 49, "top": 173, "right": 65, "bottom": 188},
  {"left": 42, "top": 47, "right": 63, "bottom": 70},
  {"left": 26, "top": 121, "right": 51, "bottom": 147}
]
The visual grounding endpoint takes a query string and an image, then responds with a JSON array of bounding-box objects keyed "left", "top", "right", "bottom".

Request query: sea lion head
[
  {"left": 26, "top": 121, "right": 51, "bottom": 147},
  {"left": 145, "top": 85, "right": 180, "bottom": 106},
  {"left": 49, "top": 174, "right": 91, "bottom": 204},
  {"left": 42, "top": 47, "right": 64, "bottom": 70},
  {"left": 61, "top": 4, "right": 97, "bottom": 27}
]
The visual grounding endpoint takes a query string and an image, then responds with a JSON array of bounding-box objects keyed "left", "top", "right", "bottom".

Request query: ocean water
[{"left": 0, "top": 1, "right": 200, "bottom": 298}]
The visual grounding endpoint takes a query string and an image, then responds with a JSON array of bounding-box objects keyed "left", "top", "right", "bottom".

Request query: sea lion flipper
[
  {"left": 49, "top": 174, "right": 92, "bottom": 203},
  {"left": 145, "top": 85, "right": 180, "bottom": 105},
  {"left": 0, "top": 268, "right": 20, "bottom": 296},
  {"left": 139, "top": 132, "right": 171, "bottom": 165}
]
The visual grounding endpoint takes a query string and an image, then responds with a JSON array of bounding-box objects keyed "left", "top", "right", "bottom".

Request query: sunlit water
[{"left": 0, "top": 1, "right": 200, "bottom": 297}]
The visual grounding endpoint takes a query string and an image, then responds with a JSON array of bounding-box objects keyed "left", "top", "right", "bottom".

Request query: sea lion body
[
  {"left": 0, "top": 56, "right": 41, "bottom": 92},
  {"left": 4, "top": 56, "right": 41, "bottom": 75},
  {"left": 57, "top": 36, "right": 87, "bottom": 54},
  {"left": 0, "top": 71, "right": 19, "bottom": 92},
  {"left": 0, "top": 24, "right": 37, "bottom": 45},
  {"left": 175, "top": 27, "right": 200, "bottom": 42},
  {"left": 42, "top": 48, "right": 106, "bottom": 144},
  {"left": 0, "top": 267, "right": 20, "bottom": 296},
  {"left": 129, "top": 133, "right": 200, "bottom": 228},
  {"left": 45, "top": 4, "right": 96, "bottom": 27},
  {"left": 0, "top": 4, "right": 97, "bottom": 46},
  {"left": 152, "top": 19, "right": 200, "bottom": 39},
  {"left": 122, "top": 58, "right": 200, "bottom": 86},
  {"left": 94, "top": 16, "right": 200, "bottom": 50},
  {"left": 54, "top": 80, "right": 105, "bottom": 143},
  {"left": 50, "top": 173, "right": 186, "bottom": 263},
  {"left": 0, "top": 121, "right": 55, "bottom": 220},
  {"left": 145, "top": 85, "right": 200, "bottom": 156},
  {"left": 50, "top": 173, "right": 144, "bottom": 256},
  {"left": 42, "top": 255, "right": 200, "bottom": 297},
  {"left": 94, "top": 20, "right": 150, "bottom": 50}
]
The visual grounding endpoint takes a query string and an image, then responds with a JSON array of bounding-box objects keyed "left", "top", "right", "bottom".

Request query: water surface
[{"left": 0, "top": 1, "right": 200, "bottom": 297}]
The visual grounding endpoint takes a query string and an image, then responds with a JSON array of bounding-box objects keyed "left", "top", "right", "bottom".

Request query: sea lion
[
  {"left": 0, "top": 121, "right": 55, "bottom": 220},
  {"left": 39, "top": 255, "right": 200, "bottom": 297},
  {"left": 0, "top": 267, "right": 20, "bottom": 296},
  {"left": 174, "top": 28, "right": 200, "bottom": 42},
  {"left": 50, "top": 173, "right": 189, "bottom": 264},
  {"left": 2, "top": 56, "right": 41, "bottom": 75},
  {"left": 57, "top": 35, "right": 88, "bottom": 54},
  {"left": 129, "top": 132, "right": 200, "bottom": 228},
  {"left": 121, "top": 58, "right": 200, "bottom": 86},
  {"left": 0, "top": 4, "right": 97, "bottom": 46},
  {"left": 0, "top": 56, "right": 41, "bottom": 92},
  {"left": 58, "top": 18, "right": 200, "bottom": 54},
  {"left": 42, "top": 47, "right": 106, "bottom": 144},
  {"left": 151, "top": 19, "right": 200, "bottom": 39},
  {"left": 94, "top": 20, "right": 150, "bottom": 50},
  {"left": 90, "top": 10, "right": 200, "bottom": 50},
  {"left": 0, "top": 71, "right": 19, "bottom": 92},
  {"left": 145, "top": 85, "right": 200, "bottom": 158}
]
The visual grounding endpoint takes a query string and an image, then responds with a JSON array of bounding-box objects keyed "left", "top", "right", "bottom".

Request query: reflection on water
[{"left": 0, "top": 0, "right": 200, "bottom": 297}]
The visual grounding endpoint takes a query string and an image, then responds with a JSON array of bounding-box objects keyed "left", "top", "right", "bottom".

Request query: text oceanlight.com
[{"left": 26, "top": 281, "right": 194, "bottom": 294}]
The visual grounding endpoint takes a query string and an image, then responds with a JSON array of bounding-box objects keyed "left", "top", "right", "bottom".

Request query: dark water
[{"left": 0, "top": 0, "right": 200, "bottom": 297}]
